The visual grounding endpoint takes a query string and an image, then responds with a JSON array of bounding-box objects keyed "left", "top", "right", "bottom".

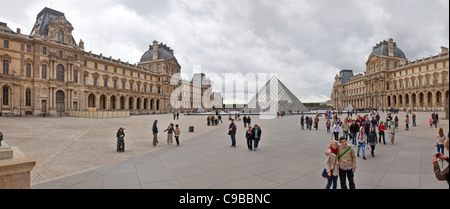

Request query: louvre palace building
[
  {"left": 331, "top": 38, "right": 449, "bottom": 112},
  {"left": 0, "top": 7, "right": 211, "bottom": 117}
]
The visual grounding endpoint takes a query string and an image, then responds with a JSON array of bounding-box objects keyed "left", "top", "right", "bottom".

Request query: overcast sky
[{"left": 1, "top": 0, "right": 448, "bottom": 103}]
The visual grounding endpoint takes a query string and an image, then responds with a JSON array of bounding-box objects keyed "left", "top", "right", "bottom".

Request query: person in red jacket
[{"left": 378, "top": 121, "right": 387, "bottom": 145}]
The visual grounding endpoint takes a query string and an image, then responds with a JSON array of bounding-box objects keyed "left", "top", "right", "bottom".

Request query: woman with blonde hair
[
  {"left": 324, "top": 140, "right": 339, "bottom": 189},
  {"left": 436, "top": 128, "right": 446, "bottom": 155}
]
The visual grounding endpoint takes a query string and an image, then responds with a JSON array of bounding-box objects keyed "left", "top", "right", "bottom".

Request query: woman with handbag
[{"left": 324, "top": 140, "right": 339, "bottom": 189}]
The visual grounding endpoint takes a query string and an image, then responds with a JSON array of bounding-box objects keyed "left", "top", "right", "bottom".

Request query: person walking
[
  {"left": 326, "top": 119, "right": 331, "bottom": 133},
  {"left": 243, "top": 115, "right": 247, "bottom": 128},
  {"left": 152, "top": 120, "right": 159, "bottom": 147},
  {"left": 300, "top": 115, "right": 305, "bottom": 130},
  {"left": 325, "top": 140, "right": 339, "bottom": 189},
  {"left": 342, "top": 118, "right": 349, "bottom": 141},
  {"left": 116, "top": 127, "right": 125, "bottom": 152},
  {"left": 357, "top": 126, "right": 367, "bottom": 160},
  {"left": 164, "top": 123, "right": 174, "bottom": 145},
  {"left": 394, "top": 116, "right": 399, "bottom": 131},
  {"left": 436, "top": 128, "right": 446, "bottom": 155},
  {"left": 368, "top": 126, "right": 377, "bottom": 158},
  {"left": 332, "top": 121, "right": 340, "bottom": 141},
  {"left": 245, "top": 126, "right": 254, "bottom": 151},
  {"left": 388, "top": 120, "right": 396, "bottom": 144},
  {"left": 314, "top": 116, "right": 319, "bottom": 130},
  {"left": 349, "top": 120, "right": 359, "bottom": 145},
  {"left": 412, "top": 113, "right": 417, "bottom": 127},
  {"left": 405, "top": 115, "right": 409, "bottom": 130},
  {"left": 252, "top": 124, "right": 262, "bottom": 151},
  {"left": 174, "top": 124, "right": 181, "bottom": 147},
  {"left": 228, "top": 120, "right": 237, "bottom": 147},
  {"left": 247, "top": 116, "right": 251, "bottom": 127},
  {"left": 378, "top": 121, "right": 387, "bottom": 144}
]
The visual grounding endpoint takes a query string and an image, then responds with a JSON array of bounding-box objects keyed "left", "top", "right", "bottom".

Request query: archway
[
  {"left": 156, "top": 99, "right": 160, "bottom": 111},
  {"left": 100, "top": 94, "right": 107, "bottom": 110},
  {"left": 110, "top": 95, "right": 117, "bottom": 110},
  {"left": 129, "top": 97, "right": 134, "bottom": 110},
  {"left": 120, "top": 96, "right": 125, "bottom": 110},
  {"left": 88, "top": 93, "right": 96, "bottom": 108}
]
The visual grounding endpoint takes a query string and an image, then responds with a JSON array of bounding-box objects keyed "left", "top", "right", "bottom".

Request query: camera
[{"left": 435, "top": 153, "right": 441, "bottom": 158}]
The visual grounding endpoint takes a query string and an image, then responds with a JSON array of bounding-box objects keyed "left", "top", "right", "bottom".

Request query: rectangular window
[
  {"left": 104, "top": 78, "right": 108, "bottom": 87},
  {"left": 113, "top": 80, "right": 117, "bottom": 89},
  {"left": 43, "top": 47, "right": 47, "bottom": 55},
  {"left": 104, "top": 65, "right": 108, "bottom": 71},
  {"left": 114, "top": 67, "right": 117, "bottom": 73},
  {"left": 3, "top": 59, "right": 9, "bottom": 74},
  {"left": 27, "top": 45, "right": 31, "bottom": 52},
  {"left": 73, "top": 70, "right": 78, "bottom": 83},
  {"left": 3, "top": 40, "right": 9, "bottom": 48},
  {"left": 444, "top": 62, "right": 447, "bottom": 68},
  {"left": 26, "top": 63, "right": 31, "bottom": 78},
  {"left": 94, "top": 63, "right": 98, "bottom": 69},
  {"left": 42, "top": 64, "right": 47, "bottom": 79},
  {"left": 94, "top": 76, "right": 98, "bottom": 86},
  {"left": 122, "top": 80, "right": 125, "bottom": 89}
]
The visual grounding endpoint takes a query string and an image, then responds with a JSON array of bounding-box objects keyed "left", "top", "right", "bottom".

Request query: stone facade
[
  {"left": 0, "top": 7, "right": 207, "bottom": 117},
  {"left": 331, "top": 38, "right": 449, "bottom": 111}
]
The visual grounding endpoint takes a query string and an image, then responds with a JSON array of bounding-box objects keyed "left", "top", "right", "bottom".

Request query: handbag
[{"left": 322, "top": 153, "right": 338, "bottom": 178}]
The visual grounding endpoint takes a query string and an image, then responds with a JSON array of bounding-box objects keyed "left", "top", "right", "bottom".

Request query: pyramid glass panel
[{"left": 244, "top": 76, "right": 309, "bottom": 114}]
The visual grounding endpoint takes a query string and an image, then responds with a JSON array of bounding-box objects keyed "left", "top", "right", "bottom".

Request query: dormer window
[{"left": 58, "top": 30, "right": 64, "bottom": 43}]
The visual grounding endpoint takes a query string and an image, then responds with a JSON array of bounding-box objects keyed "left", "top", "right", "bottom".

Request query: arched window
[
  {"left": 26, "top": 89, "right": 31, "bottom": 106},
  {"left": 58, "top": 30, "right": 64, "bottom": 43},
  {"left": 56, "top": 64, "right": 65, "bottom": 82}
]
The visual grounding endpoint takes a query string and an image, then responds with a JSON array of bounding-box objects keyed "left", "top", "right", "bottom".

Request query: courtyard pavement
[{"left": 13, "top": 111, "right": 447, "bottom": 189}]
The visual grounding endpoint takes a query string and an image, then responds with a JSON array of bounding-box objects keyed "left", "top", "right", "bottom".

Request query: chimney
[
  {"left": 441, "top": 46, "right": 448, "bottom": 54},
  {"left": 152, "top": 40, "right": 159, "bottom": 60},
  {"left": 388, "top": 38, "right": 394, "bottom": 57}
]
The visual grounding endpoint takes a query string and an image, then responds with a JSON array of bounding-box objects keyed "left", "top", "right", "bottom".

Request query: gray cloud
[{"left": 1, "top": 0, "right": 448, "bottom": 103}]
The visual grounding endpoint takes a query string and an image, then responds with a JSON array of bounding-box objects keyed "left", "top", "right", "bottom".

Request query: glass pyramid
[{"left": 244, "top": 76, "right": 309, "bottom": 114}]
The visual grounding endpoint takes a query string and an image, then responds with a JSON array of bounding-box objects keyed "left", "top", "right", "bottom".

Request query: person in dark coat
[
  {"left": 368, "top": 127, "right": 377, "bottom": 157},
  {"left": 153, "top": 120, "right": 159, "bottom": 147},
  {"left": 300, "top": 115, "right": 305, "bottom": 130},
  {"left": 228, "top": 120, "right": 237, "bottom": 147},
  {"left": 116, "top": 127, "right": 125, "bottom": 152},
  {"left": 243, "top": 115, "right": 247, "bottom": 128},
  {"left": 245, "top": 126, "right": 254, "bottom": 151},
  {"left": 252, "top": 124, "right": 262, "bottom": 151}
]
